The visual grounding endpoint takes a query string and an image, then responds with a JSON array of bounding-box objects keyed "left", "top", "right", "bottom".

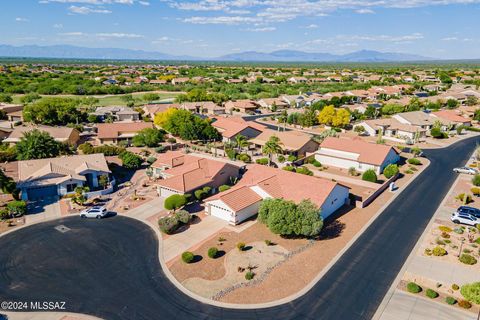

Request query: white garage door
[{"left": 210, "top": 205, "right": 233, "bottom": 223}]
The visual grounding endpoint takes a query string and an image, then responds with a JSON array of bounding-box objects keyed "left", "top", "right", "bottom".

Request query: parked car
[
  {"left": 451, "top": 212, "right": 478, "bottom": 226},
  {"left": 456, "top": 206, "right": 480, "bottom": 218},
  {"left": 453, "top": 167, "right": 478, "bottom": 175},
  {"left": 80, "top": 206, "right": 108, "bottom": 219}
]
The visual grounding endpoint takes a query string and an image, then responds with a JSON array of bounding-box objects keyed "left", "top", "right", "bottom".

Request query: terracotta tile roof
[
  {"left": 208, "top": 164, "right": 345, "bottom": 210},
  {"left": 156, "top": 154, "right": 240, "bottom": 193},
  {"left": 211, "top": 117, "right": 265, "bottom": 139},
  {"left": 97, "top": 122, "right": 154, "bottom": 139},
  {"left": 364, "top": 118, "right": 426, "bottom": 133},
  {"left": 213, "top": 186, "right": 262, "bottom": 211},
  {"left": 320, "top": 137, "right": 398, "bottom": 166},
  {"left": 432, "top": 110, "right": 471, "bottom": 124},
  {"left": 224, "top": 100, "right": 258, "bottom": 110},
  {"left": 151, "top": 151, "right": 199, "bottom": 168},
  {"left": 249, "top": 129, "right": 316, "bottom": 151}
]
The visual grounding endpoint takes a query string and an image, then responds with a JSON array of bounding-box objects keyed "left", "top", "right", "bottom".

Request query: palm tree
[
  {"left": 235, "top": 134, "right": 248, "bottom": 154},
  {"left": 262, "top": 136, "right": 283, "bottom": 166}
]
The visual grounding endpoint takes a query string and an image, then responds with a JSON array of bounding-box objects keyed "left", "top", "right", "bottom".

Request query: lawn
[{"left": 11, "top": 90, "right": 183, "bottom": 107}]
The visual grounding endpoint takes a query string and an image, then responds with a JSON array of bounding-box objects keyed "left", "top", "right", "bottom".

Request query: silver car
[
  {"left": 80, "top": 206, "right": 108, "bottom": 219},
  {"left": 451, "top": 212, "right": 478, "bottom": 226},
  {"left": 453, "top": 167, "right": 478, "bottom": 175}
]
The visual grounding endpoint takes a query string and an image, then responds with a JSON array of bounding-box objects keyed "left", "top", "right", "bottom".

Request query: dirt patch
[{"left": 0, "top": 217, "right": 25, "bottom": 234}]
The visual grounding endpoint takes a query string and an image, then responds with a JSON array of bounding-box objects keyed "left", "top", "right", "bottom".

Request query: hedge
[
  {"left": 362, "top": 169, "right": 377, "bottom": 183},
  {"left": 164, "top": 194, "right": 187, "bottom": 211},
  {"left": 383, "top": 164, "right": 399, "bottom": 179}
]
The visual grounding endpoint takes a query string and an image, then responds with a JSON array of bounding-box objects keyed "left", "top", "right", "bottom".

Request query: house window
[{"left": 66, "top": 183, "right": 77, "bottom": 193}]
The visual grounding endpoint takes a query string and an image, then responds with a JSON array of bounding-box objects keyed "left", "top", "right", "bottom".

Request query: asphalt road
[{"left": 0, "top": 135, "right": 478, "bottom": 320}]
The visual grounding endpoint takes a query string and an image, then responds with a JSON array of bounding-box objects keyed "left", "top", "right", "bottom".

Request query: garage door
[
  {"left": 159, "top": 188, "right": 179, "bottom": 198},
  {"left": 210, "top": 205, "right": 233, "bottom": 223},
  {"left": 27, "top": 185, "right": 58, "bottom": 200}
]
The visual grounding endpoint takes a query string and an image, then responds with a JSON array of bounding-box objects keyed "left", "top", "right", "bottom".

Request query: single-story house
[
  {"left": 91, "top": 106, "right": 140, "bottom": 122},
  {"left": 224, "top": 100, "right": 259, "bottom": 113},
  {"left": 180, "top": 101, "right": 225, "bottom": 115},
  {"left": 96, "top": 122, "right": 154, "bottom": 145},
  {"left": 315, "top": 137, "right": 400, "bottom": 174},
  {"left": 151, "top": 151, "right": 241, "bottom": 197},
  {"left": 142, "top": 104, "right": 179, "bottom": 120},
  {"left": 256, "top": 98, "right": 290, "bottom": 110},
  {"left": 354, "top": 118, "right": 427, "bottom": 144},
  {"left": 249, "top": 129, "right": 319, "bottom": 158},
  {"left": 4, "top": 125, "right": 81, "bottom": 146},
  {"left": 17, "top": 154, "right": 113, "bottom": 201},
  {"left": 392, "top": 111, "right": 436, "bottom": 130},
  {"left": 204, "top": 164, "right": 350, "bottom": 225},
  {"left": 211, "top": 116, "right": 265, "bottom": 143},
  {"left": 431, "top": 110, "right": 471, "bottom": 127}
]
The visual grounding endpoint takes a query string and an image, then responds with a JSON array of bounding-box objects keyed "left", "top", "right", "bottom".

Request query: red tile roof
[{"left": 97, "top": 122, "right": 154, "bottom": 139}]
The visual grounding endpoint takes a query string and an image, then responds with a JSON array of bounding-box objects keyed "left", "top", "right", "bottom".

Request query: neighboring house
[
  {"left": 204, "top": 164, "right": 350, "bottom": 225},
  {"left": 96, "top": 122, "right": 154, "bottom": 145},
  {"left": 17, "top": 154, "right": 113, "bottom": 201},
  {"left": 180, "top": 101, "right": 225, "bottom": 115},
  {"left": 211, "top": 116, "right": 265, "bottom": 143},
  {"left": 315, "top": 137, "right": 400, "bottom": 174},
  {"left": 224, "top": 100, "right": 259, "bottom": 113},
  {"left": 249, "top": 129, "right": 319, "bottom": 158},
  {"left": 142, "top": 104, "right": 179, "bottom": 120},
  {"left": 151, "top": 151, "right": 241, "bottom": 197},
  {"left": 256, "top": 98, "right": 290, "bottom": 110},
  {"left": 354, "top": 118, "right": 427, "bottom": 143},
  {"left": 0, "top": 103, "right": 23, "bottom": 114},
  {"left": 392, "top": 111, "right": 436, "bottom": 130},
  {"left": 91, "top": 106, "right": 140, "bottom": 122},
  {"left": 4, "top": 125, "right": 80, "bottom": 146},
  {"left": 431, "top": 110, "right": 472, "bottom": 127},
  {"left": 171, "top": 78, "right": 189, "bottom": 85},
  {"left": 7, "top": 110, "right": 23, "bottom": 122}
]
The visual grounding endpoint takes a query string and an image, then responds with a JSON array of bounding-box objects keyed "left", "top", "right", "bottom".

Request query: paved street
[{"left": 0, "top": 136, "right": 478, "bottom": 320}]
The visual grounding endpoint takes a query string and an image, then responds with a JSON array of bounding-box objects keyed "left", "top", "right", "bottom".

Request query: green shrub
[
  {"left": 277, "top": 155, "right": 285, "bottom": 163},
  {"left": 194, "top": 189, "right": 206, "bottom": 201},
  {"left": 454, "top": 227, "right": 464, "bottom": 234},
  {"left": 158, "top": 216, "right": 179, "bottom": 234},
  {"left": 348, "top": 167, "right": 359, "bottom": 176},
  {"left": 456, "top": 193, "right": 473, "bottom": 204},
  {"left": 312, "top": 160, "right": 322, "bottom": 167},
  {"left": 458, "top": 300, "right": 472, "bottom": 309},
  {"left": 426, "top": 289, "right": 439, "bottom": 299},
  {"left": 407, "top": 158, "right": 421, "bottom": 165},
  {"left": 452, "top": 283, "right": 460, "bottom": 291},
  {"left": 175, "top": 210, "right": 191, "bottom": 224},
  {"left": 438, "top": 226, "right": 452, "bottom": 233},
  {"left": 430, "top": 127, "right": 444, "bottom": 139},
  {"left": 432, "top": 246, "right": 447, "bottom": 256},
  {"left": 287, "top": 155, "right": 297, "bottom": 162},
  {"left": 407, "top": 282, "right": 422, "bottom": 293},
  {"left": 445, "top": 296, "right": 457, "bottom": 305},
  {"left": 181, "top": 251, "right": 194, "bottom": 263},
  {"left": 459, "top": 254, "right": 477, "bottom": 265},
  {"left": 146, "top": 156, "right": 157, "bottom": 165},
  {"left": 362, "top": 169, "right": 377, "bottom": 183},
  {"left": 282, "top": 165, "right": 295, "bottom": 172},
  {"left": 424, "top": 248, "right": 432, "bottom": 256},
  {"left": 207, "top": 247, "right": 218, "bottom": 259},
  {"left": 460, "top": 282, "right": 480, "bottom": 304},
  {"left": 471, "top": 187, "right": 480, "bottom": 196},
  {"left": 237, "top": 242, "right": 246, "bottom": 251},
  {"left": 225, "top": 148, "right": 237, "bottom": 160},
  {"left": 383, "top": 164, "right": 399, "bottom": 179},
  {"left": 219, "top": 185, "right": 231, "bottom": 192},
  {"left": 119, "top": 151, "right": 143, "bottom": 169},
  {"left": 237, "top": 153, "right": 251, "bottom": 163},
  {"left": 295, "top": 166, "right": 313, "bottom": 176},
  {"left": 164, "top": 194, "right": 187, "bottom": 211},
  {"left": 265, "top": 239, "right": 272, "bottom": 246},
  {"left": 472, "top": 174, "right": 480, "bottom": 187},
  {"left": 6, "top": 200, "right": 27, "bottom": 217},
  {"left": 155, "top": 145, "right": 165, "bottom": 153},
  {"left": 256, "top": 158, "right": 269, "bottom": 165},
  {"left": 245, "top": 271, "right": 255, "bottom": 280}
]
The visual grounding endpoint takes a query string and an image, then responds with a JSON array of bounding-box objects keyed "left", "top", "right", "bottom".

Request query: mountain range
[{"left": 0, "top": 44, "right": 432, "bottom": 62}]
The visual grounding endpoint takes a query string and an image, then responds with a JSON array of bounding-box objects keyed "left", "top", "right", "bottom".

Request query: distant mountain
[
  {"left": 0, "top": 44, "right": 432, "bottom": 62},
  {"left": 217, "top": 49, "right": 432, "bottom": 62},
  {"left": 0, "top": 44, "right": 198, "bottom": 61}
]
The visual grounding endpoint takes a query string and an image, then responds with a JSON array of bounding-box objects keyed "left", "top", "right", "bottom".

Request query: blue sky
[{"left": 1, "top": 0, "right": 480, "bottom": 59}]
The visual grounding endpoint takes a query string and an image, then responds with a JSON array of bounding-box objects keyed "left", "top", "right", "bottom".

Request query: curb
[{"left": 372, "top": 146, "right": 477, "bottom": 320}]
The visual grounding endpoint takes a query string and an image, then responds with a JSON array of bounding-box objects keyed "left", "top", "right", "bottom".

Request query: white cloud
[
  {"left": 183, "top": 16, "right": 260, "bottom": 25},
  {"left": 96, "top": 32, "right": 144, "bottom": 38},
  {"left": 338, "top": 33, "right": 424, "bottom": 42},
  {"left": 53, "top": 23, "right": 64, "bottom": 28},
  {"left": 245, "top": 26, "right": 276, "bottom": 32},
  {"left": 15, "top": 17, "right": 29, "bottom": 22},
  {"left": 442, "top": 37, "right": 458, "bottom": 41},
  {"left": 68, "top": 5, "right": 112, "bottom": 14},
  {"left": 304, "top": 24, "right": 318, "bottom": 29},
  {"left": 139, "top": 1, "right": 150, "bottom": 5},
  {"left": 356, "top": 9, "right": 375, "bottom": 14}
]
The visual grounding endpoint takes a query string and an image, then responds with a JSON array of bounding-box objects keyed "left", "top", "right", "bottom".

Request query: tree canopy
[
  {"left": 161, "top": 109, "right": 220, "bottom": 141},
  {"left": 317, "top": 105, "right": 350, "bottom": 128},
  {"left": 23, "top": 97, "right": 86, "bottom": 126},
  {"left": 132, "top": 127, "right": 164, "bottom": 147},
  {"left": 16, "top": 129, "right": 62, "bottom": 160},
  {"left": 258, "top": 198, "right": 323, "bottom": 237}
]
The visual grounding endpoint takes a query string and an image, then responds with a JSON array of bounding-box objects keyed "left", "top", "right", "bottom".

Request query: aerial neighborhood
[{"left": 1, "top": 61, "right": 480, "bottom": 320}]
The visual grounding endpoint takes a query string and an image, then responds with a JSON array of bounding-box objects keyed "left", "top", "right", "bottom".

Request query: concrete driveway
[
  {"left": 163, "top": 215, "right": 228, "bottom": 262},
  {"left": 26, "top": 197, "right": 61, "bottom": 224}
]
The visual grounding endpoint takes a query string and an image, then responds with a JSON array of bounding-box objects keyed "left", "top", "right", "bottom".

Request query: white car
[
  {"left": 80, "top": 206, "right": 108, "bottom": 219},
  {"left": 453, "top": 167, "right": 478, "bottom": 175},
  {"left": 451, "top": 212, "right": 478, "bottom": 226}
]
